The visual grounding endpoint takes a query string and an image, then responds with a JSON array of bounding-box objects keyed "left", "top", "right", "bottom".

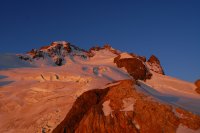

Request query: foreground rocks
[
  {"left": 53, "top": 80, "right": 200, "bottom": 133},
  {"left": 195, "top": 79, "right": 200, "bottom": 94},
  {"left": 52, "top": 88, "right": 109, "bottom": 133}
]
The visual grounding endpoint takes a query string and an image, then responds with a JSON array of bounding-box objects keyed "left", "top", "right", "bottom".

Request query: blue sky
[{"left": 0, "top": 0, "right": 199, "bottom": 82}]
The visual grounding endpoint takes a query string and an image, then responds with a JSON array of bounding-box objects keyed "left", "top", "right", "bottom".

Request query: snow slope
[
  {"left": 0, "top": 48, "right": 131, "bottom": 133},
  {"left": 0, "top": 53, "right": 35, "bottom": 69},
  {"left": 136, "top": 72, "right": 200, "bottom": 114},
  {"left": 0, "top": 45, "right": 199, "bottom": 132}
]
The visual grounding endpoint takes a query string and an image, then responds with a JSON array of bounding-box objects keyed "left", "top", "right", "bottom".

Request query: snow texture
[
  {"left": 176, "top": 124, "right": 200, "bottom": 133},
  {"left": 136, "top": 72, "right": 200, "bottom": 114},
  {"left": 102, "top": 100, "right": 113, "bottom": 116},
  {"left": 0, "top": 47, "right": 199, "bottom": 132},
  {"left": 119, "top": 52, "right": 133, "bottom": 59},
  {"left": 120, "top": 97, "right": 135, "bottom": 112}
]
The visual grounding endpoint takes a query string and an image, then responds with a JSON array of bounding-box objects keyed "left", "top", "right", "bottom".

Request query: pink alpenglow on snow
[{"left": 0, "top": 41, "right": 199, "bottom": 133}]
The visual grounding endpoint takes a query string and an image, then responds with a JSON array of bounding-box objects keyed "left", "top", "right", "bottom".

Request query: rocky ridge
[
  {"left": 147, "top": 55, "right": 165, "bottom": 75},
  {"left": 53, "top": 80, "right": 200, "bottom": 133},
  {"left": 0, "top": 41, "right": 199, "bottom": 133},
  {"left": 18, "top": 41, "right": 165, "bottom": 79},
  {"left": 195, "top": 79, "right": 200, "bottom": 94},
  {"left": 18, "top": 41, "right": 88, "bottom": 66}
]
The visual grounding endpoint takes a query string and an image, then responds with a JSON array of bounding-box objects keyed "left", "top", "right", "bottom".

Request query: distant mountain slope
[{"left": 0, "top": 53, "right": 35, "bottom": 69}]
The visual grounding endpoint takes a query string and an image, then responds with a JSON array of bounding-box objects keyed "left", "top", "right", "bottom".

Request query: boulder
[{"left": 114, "top": 54, "right": 151, "bottom": 80}]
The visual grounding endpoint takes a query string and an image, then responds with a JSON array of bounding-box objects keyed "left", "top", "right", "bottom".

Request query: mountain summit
[
  {"left": 18, "top": 41, "right": 164, "bottom": 80},
  {"left": 19, "top": 41, "right": 88, "bottom": 66}
]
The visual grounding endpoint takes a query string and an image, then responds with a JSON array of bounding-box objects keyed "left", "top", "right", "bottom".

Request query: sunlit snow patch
[
  {"left": 176, "top": 124, "right": 200, "bottom": 133},
  {"left": 102, "top": 100, "right": 113, "bottom": 116},
  {"left": 120, "top": 97, "right": 135, "bottom": 112},
  {"left": 119, "top": 53, "right": 133, "bottom": 59}
]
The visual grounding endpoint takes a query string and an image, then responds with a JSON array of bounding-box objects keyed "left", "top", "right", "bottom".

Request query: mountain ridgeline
[
  {"left": 18, "top": 41, "right": 165, "bottom": 80},
  {"left": 1, "top": 41, "right": 199, "bottom": 133}
]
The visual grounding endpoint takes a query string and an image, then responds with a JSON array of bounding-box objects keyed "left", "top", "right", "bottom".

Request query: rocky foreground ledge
[{"left": 53, "top": 80, "right": 200, "bottom": 133}]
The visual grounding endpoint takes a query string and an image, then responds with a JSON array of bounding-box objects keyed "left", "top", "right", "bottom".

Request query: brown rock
[
  {"left": 103, "top": 44, "right": 112, "bottom": 49},
  {"left": 39, "top": 45, "right": 50, "bottom": 50},
  {"left": 114, "top": 55, "right": 151, "bottom": 80},
  {"left": 195, "top": 80, "right": 200, "bottom": 88},
  {"left": 147, "top": 55, "right": 165, "bottom": 75},
  {"left": 87, "top": 46, "right": 103, "bottom": 57},
  {"left": 195, "top": 80, "right": 200, "bottom": 94},
  {"left": 130, "top": 53, "right": 146, "bottom": 62},
  {"left": 88, "top": 45, "right": 120, "bottom": 58},
  {"left": 196, "top": 88, "right": 200, "bottom": 94},
  {"left": 89, "top": 46, "right": 102, "bottom": 52},
  {"left": 53, "top": 80, "right": 200, "bottom": 133},
  {"left": 148, "top": 55, "right": 160, "bottom": 64},
  {"left": 53, "top": 88, "right": 109, "bottom": 133}
]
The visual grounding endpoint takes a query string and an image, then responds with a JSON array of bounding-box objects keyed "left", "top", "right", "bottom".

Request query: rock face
[
  {"left": 53, "top": 80, "right": 200, "bottom": 133},
  {"left": 114, "top": 54, "right": 152, "bottom": 80},
  {"left": 195, "top": 80, "right": 200, "bottom": 88},
  {"left": 18, "top": 41, "right": 165, "bottom": 78},
  {"left": 19, "top": 41, "right": 89, "bottom": 66},
  {"left": 147, "top": 55, "right": 165, "bottom": 75},
  {"left": 18, "top": 41, "right": 165, "bottom": 77},
  {"left": 55, "top": 57, "right": 63, "bottom": 66},
  {"left": 18, "top": 42, "right": 122, "bottom": 66},
  {"left": 195, "top": 79, "right": 200, "bottom": 94},
  {"left": 88, "top": 44, "right": 120, "bottom": 57},
  {"left": 53, "top": 88, "right": 109, "bottom": 133},
  {"left": 113, "top": 53, "right": 166, "bottom": 80}
]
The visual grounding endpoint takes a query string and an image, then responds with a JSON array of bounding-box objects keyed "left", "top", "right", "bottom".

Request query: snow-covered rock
[
  {"left": 147, "top": 55, "right": 165, "bottom": 75},
  {"left": 114, "top": 53, "right": 152, "bottom": 80},
  {"left": 53, "top": 80, "right": 200, "bottom": 133},
  {"left": 0, "top": 41, "right": 199, "bottom": 133}
]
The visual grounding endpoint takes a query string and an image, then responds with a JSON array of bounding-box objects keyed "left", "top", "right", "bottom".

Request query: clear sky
[{"left": 0, "top": 0, "right": 199, "bottom": 82}]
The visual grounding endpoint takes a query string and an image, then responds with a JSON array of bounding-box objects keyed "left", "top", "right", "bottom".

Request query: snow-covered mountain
[{"left": 0, "top": 41, "right": 199, "bottom": 133}]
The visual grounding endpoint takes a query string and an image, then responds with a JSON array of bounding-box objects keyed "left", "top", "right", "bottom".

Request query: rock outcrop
[
  {"left": 195, "top": 80, "right": 200, "bottom": 88},
  {"left": 114, "top": 54, "right": 152, "bottom": 80},
  {"left": 53, "top": 80, "right": 200, "bottom": 133},
  {"left": 88, "top": 44, "right": 120, "bottom": 57},
  {"left": 18, "top": 41, "right": 89, "bottom": 66},
  {"left": 195, "top": 79, "right": 200, "bottom": 94},
  {"left": 18, "top": 41, "right": 165, "bottom": 78},
  {"left": 147, "top": 55, "right": 165, "bottom": 75},
  {"left": 53, "top": 88, "right": 109, "bottom": 133},
  {"left": 55, "top": 57, "right": 63, "bottom": 66}
]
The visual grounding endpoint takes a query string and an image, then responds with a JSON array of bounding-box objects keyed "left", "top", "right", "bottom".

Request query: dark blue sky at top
[{"left": 0, "top": 0, "right": 199, "bottom": 82}]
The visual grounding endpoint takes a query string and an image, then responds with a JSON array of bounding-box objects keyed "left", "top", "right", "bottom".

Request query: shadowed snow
[{"left": 136, "top": 72, "right": 200, "bottom": 114}]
